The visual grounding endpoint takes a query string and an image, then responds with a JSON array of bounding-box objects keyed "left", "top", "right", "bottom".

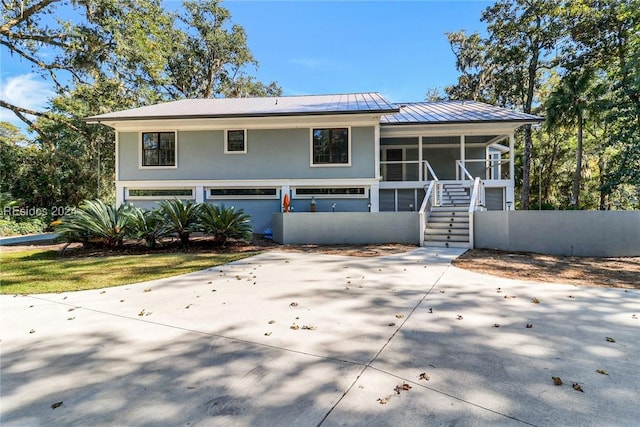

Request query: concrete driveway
[{"left": 1, "top": 248, "right": 638, "bottom": 426}]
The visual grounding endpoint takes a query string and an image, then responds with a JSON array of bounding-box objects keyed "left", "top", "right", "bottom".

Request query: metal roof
[
  {"left": 86, "top": 93, "right": 399, "bottom": 122},
  {"left": 381, "top": 100, "right": 543, "bottom": 125}
]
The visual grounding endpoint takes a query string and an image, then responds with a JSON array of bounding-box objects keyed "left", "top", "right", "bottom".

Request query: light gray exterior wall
[
  {"left": 474, "top": 211, "right": 640, "bottom": 257},
  {"left": 272, "top": 212, "right": 420, "bottom": 245},
  {"left": 119, "top": 127, "right": 376, "bottom": 181}
]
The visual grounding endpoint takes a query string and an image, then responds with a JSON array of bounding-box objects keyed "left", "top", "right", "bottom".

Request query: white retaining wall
[
  {"left": 474, "top": 211, "right": 640, "bottom": 257},
  {"left": 272, "top": 212, "right": 420, "bottom": 245}
]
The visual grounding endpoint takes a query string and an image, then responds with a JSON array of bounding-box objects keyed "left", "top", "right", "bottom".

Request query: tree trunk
[{"left": 572, "top": 115, "right": 584, "bottom": 208}]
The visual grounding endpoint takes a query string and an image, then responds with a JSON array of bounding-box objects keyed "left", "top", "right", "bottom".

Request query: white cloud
[{"left": 0, "top": 73, "right": 54, "bottom": 124}]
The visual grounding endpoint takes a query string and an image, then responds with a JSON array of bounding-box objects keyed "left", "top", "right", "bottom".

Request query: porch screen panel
[
  {"left": 485, "top": 188, "right": 504, "bottom": 210},
  {"left": 379, "top": 190, "right": 395, "bottom": 211},
  {"left": 397, "top": 189, "right": 416, "bottom": 211}
]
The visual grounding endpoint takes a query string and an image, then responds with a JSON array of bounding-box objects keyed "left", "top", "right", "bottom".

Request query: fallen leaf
[
  {"left": 493, "top": 323, "right": 500, "bottom": 328},
  {"left": 264, "top": 332, "right": 272, "bottom": 336},
  {"left": 145, "top": 311, "right": 152, "bottom": 316},
  {"left": 419, "top": 372, "right": 430, "bottom": 381},
  {"left": 605, "top": 337, "right": 616, "bottom": 343},
  {"left": 143, "top": 288, "right": 151, "bottom": 293},
  {"left": 531, "top": 297, "right": 540, "bottom": 304},
  {"left": 302, "top": 325, "right": 317, "bottom": 330},
  {"left": 496, "top": 287, "right": 502, "bottom": 293},
  {"left": 567, "top": 295, "right": 575, "bottom": 298},
  {"left": 503, "top": 295, "right": 516, "bottom": 299},
  {"left": 120, "top": 300, "right": 125, "bottom": 303},
  {"left": 68, "top": 308, "right": 75, "bottom": 312},
  {"left": 100, "top": 291, "right": 106, "bottom": 294},
  {"left": 428, "top": 308, "right": 433, "bottom": 313},
  {"left": 29, "top": 329, "right": 35, "bottom": 334},
  {"left": 285, "top": 260, "right": 290, "bottom": 263},
  {"left": 207, "top": 281, "right": 212, "bottom": 284},
  {"left": 526, "top": 323, "right": 533, "bottom": 328},
  {"left": 185, "top": 304, "right": 192, "bottom": 309},
  {"left": 439, "top": 290, "right": 445, "bottom": 293},
  {"left": 290, "top": 324, "right": 300, "bottom": 330},
  {"left": 377, "top": 397, "right": 389, "bottom": 404},
  {"left": 268, "top": 320, "right": 275, "bottom": 324},
  {"left": 289, "top": 302, "right": 298, "bottom": 307},
  {"left": 632, "top": 314, "right": 637, "bottom": 319},
  {"left": 63, "top": 296, "right": 67, "bottom": 300},
  {"left": 51, "top": 401, "right": 63, "bottom": 409},
  {"left": 552, "top": 376, "right": 563, "bottom": 385},
  {"left": 187, "top": 386, "right": 196, "bottom": 389},
  {"left": 394, "top": 382, "right": 412, "bottom": 394},
  {"left": 388, "top": 322, "right": 396, "bottom": 326},
  {"left": 572, "top": 383, "right": 584, "bottom": 392},
  {"left": 138, "top": 309, "right": 145, "bottom": 316},
  {"left": 67, "top": 317, "right": 75, "bottom": 321},
  {"left": 596, "top": 369, "right": 608, "bottom": 375},
  {"left": 395, "top": 314, "right": 404, "bottom": 319},
  {"left": 457, "top": 315, "right": 463, "bottom": 320}
]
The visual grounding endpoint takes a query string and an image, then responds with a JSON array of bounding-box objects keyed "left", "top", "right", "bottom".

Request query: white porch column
[
  {"left": 115, "top": 184, "right": 125, "bottom": 207},
  {"left": 369, "top": 182, "right": 379, "bottom": 212},
  {"left": 459, "top": 135, "right": 466, "bottom": 179},
  {"left": 509, "top": 133, "right": 515, "bottom": 181},
  {"left": 418, "top": 136, "right": 423, "bottom": 181},
  {"left": 374, "top": 124, "right": 381, "bottom": 180},
  {"left": 195, "top": 185, "right": 205, "bottom": 203}
]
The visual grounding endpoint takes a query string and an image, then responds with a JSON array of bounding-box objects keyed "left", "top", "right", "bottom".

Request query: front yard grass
[{"left": 0, "top": 249, "right": 258, "bottom": 294}]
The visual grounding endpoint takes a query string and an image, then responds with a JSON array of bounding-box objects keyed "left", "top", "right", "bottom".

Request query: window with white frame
[
  {"left": 141, "top": 132, "right": 176, "bottom": 167},
  {"left": 225, "top": 130, "right": 247, "bottom": 154},
  {"left": 127, "top": 188, "right": 194, "bottom": 199},
  {"left": 311, "top": 128, "right": 350, "bottom": 165},
  {"left": 293, "top": 187, "right": 367, "bottom": 199},
  {"left": 208, "top": 188, "right": 279, "bottom": 199}
]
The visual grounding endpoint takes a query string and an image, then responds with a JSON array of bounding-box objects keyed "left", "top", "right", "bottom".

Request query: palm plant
[
  {"left": 157, "top": 199, "right": 200, "bottom": 246},
  {"left": 545, "top": 69, "right": 603, "bottom": 208},
  {"left": 55, "top": 200, "right": 129, "bottom": 247},
  {"left": 124, "top": 207, "right": 168, "bottom": 249},
  {"left": 197, "top": 203, "right": 252, "bottom": 246}
]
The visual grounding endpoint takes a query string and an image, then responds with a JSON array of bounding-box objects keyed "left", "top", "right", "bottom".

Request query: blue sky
[{"left": 0, "top": 0, "right": 493, "bottom": 125}]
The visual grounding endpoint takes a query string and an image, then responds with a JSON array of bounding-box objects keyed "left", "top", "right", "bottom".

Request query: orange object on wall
[{"left": 282, "top": 194, "right": 290, "bottom": 213}]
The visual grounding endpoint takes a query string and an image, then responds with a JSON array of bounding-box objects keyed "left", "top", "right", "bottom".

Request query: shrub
[
  {"left": 0, "top": 217, "right": 47, "bottom": 237},
  {"left": 158, "top": 199, "right": 200, "bottom": 246},
  {"left": 55, "top": 200, "right": 129, "bottom": 247},
  {"left": 124, "top": 207, "right": 168, "bottom": 249},
  {"left": 198, "top": 203, "right": 252, "bottom": 246}
]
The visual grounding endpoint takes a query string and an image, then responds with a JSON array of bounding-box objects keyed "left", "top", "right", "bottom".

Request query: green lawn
[{"left": 0, "top": 249, "right": 258, "bottom": 294}]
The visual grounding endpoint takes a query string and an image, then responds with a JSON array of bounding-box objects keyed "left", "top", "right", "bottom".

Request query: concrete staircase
[{"left": 423, "top": 183, "right": 471, "bottom": 248}]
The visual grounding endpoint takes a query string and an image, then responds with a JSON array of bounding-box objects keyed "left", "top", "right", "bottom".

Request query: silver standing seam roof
[
  {"left": 381, "top": 100, "right": 543, "bottom": 125},
  {"left": 85, "top": 93, "right": 399, "bottom": 122}
]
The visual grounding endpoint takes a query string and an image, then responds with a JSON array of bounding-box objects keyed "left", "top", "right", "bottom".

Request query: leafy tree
[{"left": 165, "top": 0, "right": 281, "bottom": 99}]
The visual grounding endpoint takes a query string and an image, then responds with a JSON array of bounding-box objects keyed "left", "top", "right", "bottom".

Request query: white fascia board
[
  {"left": 117, "top": 178, "right": 379, "bottom": 188},
  {"left": 99, "top": 113, "right": 383, "bottom": 132},
  {"left": 380, "top": 123, "right": 522, "bottom": 138}
]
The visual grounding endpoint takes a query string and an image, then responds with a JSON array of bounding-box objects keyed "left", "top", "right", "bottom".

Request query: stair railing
[
  {"left": 419, "top": 180, "right": 436, "bottom": 246},
  {"left": 468, "top": 177, "right": 486, "bottom": 249},
  {"left": 455, "top": 160, "right": 475, "bottom": 181}
]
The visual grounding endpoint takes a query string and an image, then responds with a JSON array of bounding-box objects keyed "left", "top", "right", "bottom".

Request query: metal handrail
[
  {"left": 467, "top": 177, "right": 485, "bottom": 249},
  {"left": 419, "top": 180, "right": 436, "bottom": 246},
  {"left": 456, "top": 160, "right": 474, "bottom": 181},
  {"left": 423, "top": 160, "right": 438, "bottom": 181}
]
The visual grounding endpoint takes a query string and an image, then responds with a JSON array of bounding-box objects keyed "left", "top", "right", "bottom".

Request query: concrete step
[
  {"left": 426, "top": 221, "right": 470, "bottom": 229},
  {"left": 429, "top": 218, "right": 470, "bottom": 226},
  {"left": 425, "top": 227, "right": 469, "bottom": 236},
  {"left": 432, "top": 206, "right": 469, "bottom": 213},
  {"left": 422, "top": 240, "right": 470, "bottom": 248},
  {"left": 424, "top": 233, "right": 470, "bottom": 242}
]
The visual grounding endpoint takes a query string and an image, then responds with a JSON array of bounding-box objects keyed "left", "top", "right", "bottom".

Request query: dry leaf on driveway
[
  {"left": 596, "top": 369, "right": 609, "bottom": 375},
  {"left": 419, "top": 372, "right": 430, "bottom": 381},
  {"left": 572, "top": 383, "right": 584, "bottom": 392},
  {"left": 552, "top": 376, "right": 563, "bottom": 385},
  {"left": 605, "top": 337, "right": 616, "bottom": 343},
  {"left": 51, "top": 401, "right": 63, "bottom": 409}
]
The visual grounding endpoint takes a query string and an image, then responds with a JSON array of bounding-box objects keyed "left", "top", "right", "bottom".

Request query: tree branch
[{"left": 0, "top": 0, "right": 61, "bottom": 35}]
